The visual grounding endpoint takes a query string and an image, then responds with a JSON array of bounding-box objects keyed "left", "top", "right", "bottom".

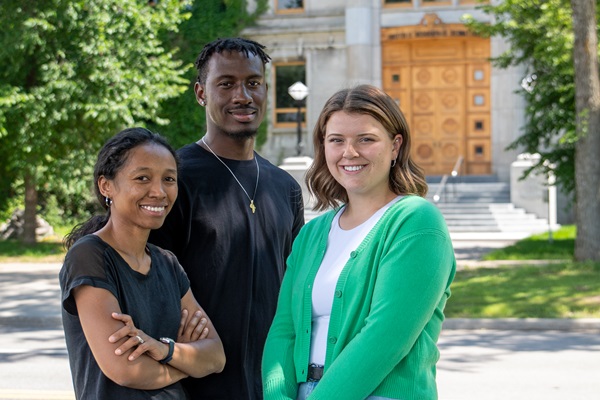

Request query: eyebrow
[
  {"left": 214, "top": 73, "right": 264, "bottom": 80},
  {"left": 130, "top": 166, "right": 177, "bottom": 174},
  {"left": 325, "top": 132, "right": 376, "bottom": 137}
]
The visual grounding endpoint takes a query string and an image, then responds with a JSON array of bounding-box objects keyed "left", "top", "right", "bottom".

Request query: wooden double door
[{"left": 382, "top": 31, "right": 491, "bottom": 176}]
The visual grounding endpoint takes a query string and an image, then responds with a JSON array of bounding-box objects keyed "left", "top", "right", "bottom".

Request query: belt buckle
[{"left": 307, "top": 363, "right": 324, "bottom": 382}]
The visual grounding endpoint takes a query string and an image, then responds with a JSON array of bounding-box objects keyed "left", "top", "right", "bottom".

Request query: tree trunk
[
  {"left": 571, "top": 0, "right": 600, "bottom": 261},
  {"left": 22, "top": 170, "right": 38, "bottom": 245}
]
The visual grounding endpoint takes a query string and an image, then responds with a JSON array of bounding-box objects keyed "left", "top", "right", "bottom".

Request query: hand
[
  {"left": 177, "top": 309, "right": 209, "bottom": 343},
  {"left": 109, "top": 312, "right": 169, "bottom": 362}
]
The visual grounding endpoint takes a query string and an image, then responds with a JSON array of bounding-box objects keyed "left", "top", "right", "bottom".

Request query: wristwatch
[{"left": 159, "top": 337, "right": 175, "bottom": 364}]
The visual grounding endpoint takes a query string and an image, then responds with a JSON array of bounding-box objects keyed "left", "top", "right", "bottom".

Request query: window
[
  {"left": 473, "top": 69, "right": 485, "bottom": 81},
  {"left": 384, "top": 0, "right": 413, "bottom": 7},
  {"left": 384, "top": 0, "right": 487, "bottom": 7},
  {"left": 274, "top": 63, "right": 306, "bottom": 128},
  {"left": 276, "top": 0, "right": 303, "bottom": 13},
  {"left": 422, "top": 0, "right": 452, "bottom": 6}
]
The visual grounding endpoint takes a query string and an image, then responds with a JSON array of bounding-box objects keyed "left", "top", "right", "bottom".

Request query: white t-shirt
[{"left": 309, "top": 196, "right": 402, "bottom": 365}]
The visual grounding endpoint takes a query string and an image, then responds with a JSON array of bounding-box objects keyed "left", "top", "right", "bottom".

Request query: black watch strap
[{"left": 159, "top": 337, "right": 175, "bottom": 364}]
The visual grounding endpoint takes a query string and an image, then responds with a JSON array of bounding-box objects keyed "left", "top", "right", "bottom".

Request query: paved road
[
  {"left": 437, "top": 329, "right": 600, "bottom": 400},
  {"left": 1, "top": 243, "right": 600, "bottom": 399}
]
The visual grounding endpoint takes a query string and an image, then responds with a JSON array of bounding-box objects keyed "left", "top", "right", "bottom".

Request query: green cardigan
[{"left": 262, "top": 196, "right": 456, "bottom": 400}]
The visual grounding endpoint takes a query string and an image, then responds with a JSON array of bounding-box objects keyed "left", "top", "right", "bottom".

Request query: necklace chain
[{"left": 201, "top": 137, "right": 259, "bottom": 214}]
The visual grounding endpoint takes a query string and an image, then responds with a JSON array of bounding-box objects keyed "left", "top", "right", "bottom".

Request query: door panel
[{"left": 382, "top": 35, "right": 491, "bottom": 175}]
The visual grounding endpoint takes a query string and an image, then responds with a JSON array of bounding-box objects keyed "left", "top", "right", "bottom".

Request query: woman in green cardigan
[{"left": 262, "top": 84, "right": 456, "bottom": 400}]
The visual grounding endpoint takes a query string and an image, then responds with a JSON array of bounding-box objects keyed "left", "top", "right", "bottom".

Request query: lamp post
[{"left": 287, "top": 81, "right": 309, "bottom": 156}]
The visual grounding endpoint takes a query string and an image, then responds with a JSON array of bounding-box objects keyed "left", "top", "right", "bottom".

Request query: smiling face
[
  {"left": 324, "top": 111, "right": 402, "bottom": 202},
  {"left": 194, "top": 50, "right": 267, "bottom": 139},
  {"left": 99, "top": 143, "right": 178, "bottom": 232}
]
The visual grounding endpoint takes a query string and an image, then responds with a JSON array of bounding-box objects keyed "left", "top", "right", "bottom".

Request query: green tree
[
  {"left": 0, "top": 0, "right": 192, "bottom": 243},
  {"left": 464, "top": 0, "right": 600, "bottom": 261},
  {"left": 148, "top": 0, "right": 268, "bottom": 150}
]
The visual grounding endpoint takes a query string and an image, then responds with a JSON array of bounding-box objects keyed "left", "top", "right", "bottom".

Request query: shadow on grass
[
  {"left": 483, "top": 238, "right": 575, "bottom": 261},
  {"left": 446, "top": 262, "right": 600, "bottom": 318}
]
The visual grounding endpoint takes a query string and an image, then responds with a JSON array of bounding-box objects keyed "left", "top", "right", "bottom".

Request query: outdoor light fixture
[{"left": 288, "top": 81, "right": 309, "bottom": 156}]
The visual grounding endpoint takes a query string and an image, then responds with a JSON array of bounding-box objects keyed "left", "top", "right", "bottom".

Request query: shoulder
[
  {"left": 176, "top": 143, "right": 213, "bottom": 173},
  {"left": 392, "top": 195, "right": 442, "bottom": 218},
  {"left": 147, "top": 242, "right": 178, "bottom": 266},
  {"left": 256, "top": 154, "right": 301, "bottom": 188},
  {"left": 60, "top": 235, "right": 112, "bottom": 297},
  {"left": 65, "top": 235, "right": 107, "bottom": 264},
  {"left": 176, "top": 143, "right": 201, "bottom": 159},
  {"left": 383, "top": 195, "right": 449, "bottom": 237}
]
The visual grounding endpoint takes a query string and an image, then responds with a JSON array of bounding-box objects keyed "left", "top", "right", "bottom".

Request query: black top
[
  {"left": 60, "top": 235, "right": 190, "bottom": 400},
  {"left": 149, "top": 143, "right": 305, "bottom": 399}
]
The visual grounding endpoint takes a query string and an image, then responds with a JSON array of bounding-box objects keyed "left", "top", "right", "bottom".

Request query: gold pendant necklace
[{"left": 202, "top": 137, "right": 259, "bottom": 214}]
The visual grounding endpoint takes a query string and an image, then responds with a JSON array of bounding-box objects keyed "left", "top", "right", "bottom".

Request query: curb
[
  {"left": 444, "top": 318, "right": 600, "bottom": 332},
  {"left": 0, "top": 316, "right": 62, "bottom": 329}
]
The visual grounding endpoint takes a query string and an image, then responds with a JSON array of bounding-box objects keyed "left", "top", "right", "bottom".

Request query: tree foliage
[
  {"left": 147, "top": 0, "right": 268, "bottom": 150},
  {"left": 463, "top": 0, "right": 586, "bottom": 195},
  {"left": 0, "top": 0, "right": 192, "bottom": 241},
  {"left": 464, "top": 0, "right": 600, "bottom": 261}
]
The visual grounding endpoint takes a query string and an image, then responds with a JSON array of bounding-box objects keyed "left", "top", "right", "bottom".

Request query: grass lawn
[
  {"left": 446, "top": 261, "right": 600, "bottom": 318},
  {"left": 447, "top": 225, "right": 600, "bottom": 318},
  {"left": 483, "top": 225, "right": 576, "bottom": 260},
  {"left": 0, "top": 238, "right": 66, "bottom": 263}
]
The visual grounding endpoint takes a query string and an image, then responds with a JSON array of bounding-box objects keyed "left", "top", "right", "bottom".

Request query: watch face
[{"left": 160, "top": 337, "right": 174, "bottom": 344}]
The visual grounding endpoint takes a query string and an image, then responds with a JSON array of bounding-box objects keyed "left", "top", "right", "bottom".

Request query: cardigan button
[
  {"left": 328, "top": 336, "right": 337, "bottom": 344},
  {"left": 335, "top": 290, "right": 342, "bottom": 298},
  {"left": 350, "top": 251, "right": 357, "bottom": 258}
]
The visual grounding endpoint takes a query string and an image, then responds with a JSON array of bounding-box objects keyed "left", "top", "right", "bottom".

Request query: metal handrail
[{"left": 432, "top": 155, "right": 464, "bottom": 203}]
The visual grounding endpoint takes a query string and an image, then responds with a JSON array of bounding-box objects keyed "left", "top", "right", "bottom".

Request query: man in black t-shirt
[{"left": 150, "top": 38, "right": 304, "bottom": 399}]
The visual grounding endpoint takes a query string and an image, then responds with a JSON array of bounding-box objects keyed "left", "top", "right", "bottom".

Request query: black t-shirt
[
  {"left": 149, "top": 143, "right": 305, "bottom": 399},
  {"left": 60, "top": 235, "right": 190, "bottom": 400}
]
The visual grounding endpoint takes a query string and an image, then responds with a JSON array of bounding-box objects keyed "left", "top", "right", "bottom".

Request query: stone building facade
[{"left": 244, "top": 0, "right": 527, "bottom": 183}]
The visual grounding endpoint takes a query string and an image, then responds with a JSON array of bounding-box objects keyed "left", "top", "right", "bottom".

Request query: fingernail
[{"left": 115, "top": 349, "right": 121, "bottom": 355}]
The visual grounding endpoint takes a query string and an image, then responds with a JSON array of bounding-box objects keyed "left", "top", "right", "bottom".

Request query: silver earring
[
  {"left": 105, "top": 197, "right": 112, "bottom": 208},
  {"left": 391, "top": 159, "right": 397, "bottom": 168},
  {"left": 200, "top": 99, "right": 206, "bottom": 106}
]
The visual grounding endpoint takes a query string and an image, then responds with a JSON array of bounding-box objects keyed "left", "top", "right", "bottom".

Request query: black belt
[{"left": 307, "top": 363, "right": 324, "bottom": 382}]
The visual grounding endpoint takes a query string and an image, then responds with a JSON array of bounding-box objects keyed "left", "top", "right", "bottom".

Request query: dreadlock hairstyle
[
  {"left": 194, "top": 37, "right": 271, "bottom": 84},
  {"left": 63, "top": 127, "right": 179, "bottom": 250}
]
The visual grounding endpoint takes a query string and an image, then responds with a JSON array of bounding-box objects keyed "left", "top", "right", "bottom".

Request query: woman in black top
[{"left": 60, "top": 128, "right": 225, "bottom": 399}]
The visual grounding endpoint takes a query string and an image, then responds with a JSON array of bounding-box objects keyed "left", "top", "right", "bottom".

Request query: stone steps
[
  {"left": 428, "top": 177, "right": 551, "bottom": 239},
  {"left": 303, "top": 177, "right": 552, "bottom": 240}
]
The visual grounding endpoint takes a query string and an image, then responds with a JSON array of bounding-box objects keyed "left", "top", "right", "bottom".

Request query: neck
[
  {"left": 199, "top": 132, "right": 255, "bottom": 160},
  {"left": 339, "top": 192, "right": 397, "bottom": 230},
  {"left": 96, "top": 222, "right": 150, "bottom": 271}
]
